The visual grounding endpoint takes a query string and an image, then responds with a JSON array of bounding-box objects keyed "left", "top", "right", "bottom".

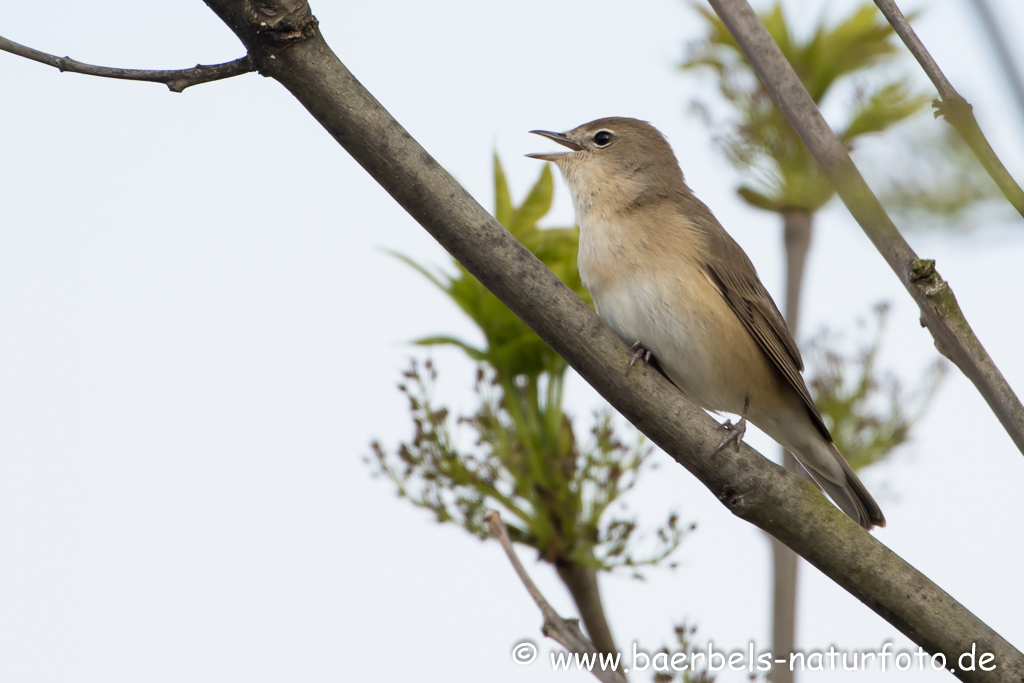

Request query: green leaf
[
  {"left": 391, "top": 155, "right": 583, "bottom": 383},
  {"left": 412, "top": 335, "right": 487, "bottom": 361},
  {"left": 762, "top": 4, "right": 791, "bottom": 57},
  {"left": 509, "top": 164, "right": 554, "bottom": 236},
  {"left": 494, "top": 153, "right": 513, "bottom": 226},
  {"left": 841, "top": 81, "right": 929, "bottom": 142},
  {"left": 737, "top": 186, "right": 783, "bottom": 212},
  {"left": 384, "top": 248, "right": 448, "bottom": 292}
]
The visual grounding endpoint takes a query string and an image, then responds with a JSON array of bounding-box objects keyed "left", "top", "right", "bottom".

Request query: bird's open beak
[{"left": 525, "top": 130, "right": 584, "bottom": 161}]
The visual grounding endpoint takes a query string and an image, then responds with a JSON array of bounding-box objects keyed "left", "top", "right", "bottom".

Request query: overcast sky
[{"left": 2, "top": 1, "right": 1023, "bottom": 681}]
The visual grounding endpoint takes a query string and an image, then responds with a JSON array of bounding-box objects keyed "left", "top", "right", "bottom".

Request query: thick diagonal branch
[
  {"left": 871, "top": 0, "right": 1024, "bottom": 218},
  {"left": 0, "top": 34, "right": 253, "bottom": 92},
  {"left": 486, "top": 512, "right": 627, "bottom": 683},
  {"left": 196, "top": 2, "right": 1024, "bottom": 680},
  {"left": 705, "top": 0, "right": 1024, "bottom": 459}
]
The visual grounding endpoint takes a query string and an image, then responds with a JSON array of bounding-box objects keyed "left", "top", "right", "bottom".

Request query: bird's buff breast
[{"left": 578, "top": 215, "right": 766, "bottom": 413}]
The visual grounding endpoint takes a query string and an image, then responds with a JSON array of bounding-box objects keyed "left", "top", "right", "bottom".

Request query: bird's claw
[
  {"left": 715, "top": 416, "right": 747, "bottom": 453},
  {"left": 714, "top": 397, "right": 750, "bottom": 455},
  {"left": 626, "top": 340, "right": 654, "bottom": 376}
]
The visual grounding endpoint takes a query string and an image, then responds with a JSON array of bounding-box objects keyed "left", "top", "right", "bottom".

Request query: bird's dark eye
[{"left": 593, "top": 130, "right": 614, "bottom": 147}]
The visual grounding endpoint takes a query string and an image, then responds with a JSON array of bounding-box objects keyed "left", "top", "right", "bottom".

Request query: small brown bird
[{"left": 527, "top": 117, "right": 884, "bottom": 529}]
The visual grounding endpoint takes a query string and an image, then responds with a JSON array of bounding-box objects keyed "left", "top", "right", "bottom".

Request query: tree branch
[
  {"left": 184, "top": 2, "right": 1023, "bottom": 680},
  {"left": 0, "top": 34, "right": 253, "bottom": 92},
  {"left": 485, "top": 512, "right": 628, "bottom": 683},
  {"left": 870, "top": 0, "right": 1024, "bottom": 219},
  {"left": 705, "top": 0, "right": 1024, "bottom": 460},
  {"left": 556, "top": 560, "right": 620, "bottom": 662},
  {"left": 771, "top": 209, "right": 815, "bottom": 683}
]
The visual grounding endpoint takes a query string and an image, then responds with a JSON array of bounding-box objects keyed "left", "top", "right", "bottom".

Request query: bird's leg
[
  {"left": 626, "top": 340, "right": 655, "bottom": 376},
  {"left": 715, "top": 397, "right": 750, "bottom": 454}
]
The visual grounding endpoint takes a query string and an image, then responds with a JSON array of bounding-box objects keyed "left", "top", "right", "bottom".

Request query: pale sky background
[{"left": 2, "top": 1, "right": 1023, "bottom": 681}]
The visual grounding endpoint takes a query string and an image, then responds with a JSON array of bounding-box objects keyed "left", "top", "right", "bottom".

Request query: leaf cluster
[
  {"left": 371, "top": 159, "right": 687, "bottom": 574},
  {"left": 368, "top": 360, "right": 687, "bottom": 572},
  {"left": 805, "top": 304, "right": 947, "bottom": 470},
  {"left": 651, "top": 622, "right": 715, "bottom": 683},
  {"left": 683, "top": 3, "right": 928, "bottom": 213},
  {"left": 392, "top": 156, "right": 590, "bottom": 384},
  {"left": 866, "top": 125, "right": 1007, "bottom": 224}
]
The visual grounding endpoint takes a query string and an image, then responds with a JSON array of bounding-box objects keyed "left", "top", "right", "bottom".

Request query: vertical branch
[
  {"left": 781, "top": 210, "right": 812, "bottom": 336},
  {"left": 770, "top": 209, "right": 814, "bottom": 683},
  {"left": 556, "top": 560, "right": 620, "bottom": 662},
  {"left": 706, "top": 0, "right": 1024, "bottom": 458}
]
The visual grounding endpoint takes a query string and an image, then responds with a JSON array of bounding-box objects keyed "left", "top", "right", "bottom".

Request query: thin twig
[
  {"left": 706, "top": 0, "right": 1024, "bottom": 459},
  {"left": 0, "top": 34, "right": 254, "bottom": 93},
  {"left": 871, "top": 0, "right": 1024, "bottom": 218},
  {"left": 484, "top": 511, "right": 627, "bottom": 683}
]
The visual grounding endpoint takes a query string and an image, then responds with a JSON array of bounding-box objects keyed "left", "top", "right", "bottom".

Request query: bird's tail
[{"left": 812, "top": 443, "right": 885, "bottom": 530}]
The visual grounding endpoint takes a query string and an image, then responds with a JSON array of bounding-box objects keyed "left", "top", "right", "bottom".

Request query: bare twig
[
  {"left": 871, "top": 0, "right": 1024, "bottom": 218},
  {"left": 706, "top": 0, "right": 1024, "bottom": 459},
  {"left": 485, "top": 511, "right": 627, "bottom": 683},
  {"left": 0, "top": 34, "right": 253, "bottom": 92}
]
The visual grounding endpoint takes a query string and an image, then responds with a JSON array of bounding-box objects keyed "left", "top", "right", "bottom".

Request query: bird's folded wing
[{"left": 700, "top": 222, "right": 831, "bottom": 442}]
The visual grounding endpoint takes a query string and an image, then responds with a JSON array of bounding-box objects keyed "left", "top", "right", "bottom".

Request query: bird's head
[{"left": 526, "top": 117, "right": 685, "bottom": 207}]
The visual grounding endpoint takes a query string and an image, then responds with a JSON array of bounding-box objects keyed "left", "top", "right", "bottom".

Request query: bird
[{"left": 526, "top": 116, "right": 885, "bottom": 530}]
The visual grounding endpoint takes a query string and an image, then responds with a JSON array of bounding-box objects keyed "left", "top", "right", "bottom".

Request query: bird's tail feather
[{"left": 813, "top": 443, "right": 885, "bottom": 530}]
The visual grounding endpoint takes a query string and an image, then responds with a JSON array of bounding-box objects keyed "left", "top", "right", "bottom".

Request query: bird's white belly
[{"left": 593, "top": 276, "right": 744, "bottom": 414}]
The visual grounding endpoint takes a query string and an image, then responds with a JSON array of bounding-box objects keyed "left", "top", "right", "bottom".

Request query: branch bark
[
  {"left": 870, "top": 0, "right": 1024, "bottom": 219},
  {"left": 706, "top": 0, "right": 1024, "bottom": 460},
  {"left": 0, "top": 34, "right": 253, "bottom": 92},
  {"left": 26, "top": 1, "right": 1012, "bottom": 679},
  {"left": 556, "top": 560, "right": 620, "bottom": 663},
  {"left": 486, "top": 512, "right": 628, "bottom": 683}
]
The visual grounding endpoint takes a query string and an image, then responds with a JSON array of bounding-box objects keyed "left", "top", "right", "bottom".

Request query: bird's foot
[
  {"left": 715, "top": 416, "right": 747, "bottom": 453},
  {"left": 626, "top": 340, "right": 655, "bottom": 376},
  {"left": 714, "top": 398, "right": 750, "bottom": 455}
]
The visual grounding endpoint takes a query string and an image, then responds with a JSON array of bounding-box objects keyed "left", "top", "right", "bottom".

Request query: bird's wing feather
[{"left": 695, "top": 212, "right": 831, "bottom": 442}]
